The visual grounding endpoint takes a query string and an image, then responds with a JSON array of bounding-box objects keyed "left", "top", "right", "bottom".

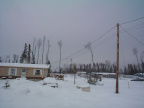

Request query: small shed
[{"left": 0, "top": 63, "right": 50, "bottom": 79}]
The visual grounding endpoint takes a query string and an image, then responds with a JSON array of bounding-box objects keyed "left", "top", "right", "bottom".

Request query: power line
[
  {"left": 91, "top": 26, "right": 116, "bottom": 44},
  {"left": 52, "top": 22, "right": 143, "bottom": 65},
  {"left": 71, "top": 22, "right": 144, "bottom": 58},
  {"left": 51, "top": 18, "right": 144, "bottom": 65},
  {"left": 51, "top": 26, "right": 116, "bottom": 64},
  {"left": 121, "top": 23, "right": 144, "bottom": 31},
  {"left": 123, "top": 25, "right": 144, "bottom": 32},
  {"left": 120, "top": 25, "right": 144, "bottom": 46},
  {"left": 52, "top": 34, "right": 116, "bottom": 65},
  {"left": 120, "top": 17, "right": 144, "bottom": 25},
  {"left": 68, "top": 26, "right": 116, "bottom": 58},
  {"left": 72, "top": 33, "right": 116, "bottom": 58},
  {"left": 119, "top": 35, "right": 126, "bottom": 68},
  {"left": 67, "top": 34, "right": 116, "bottom": 61},
  {"left": 92, "top": 23, "right": 144, "bottom": 51},
  {"left": 92, "top": 34, "right": 116, "bottom": 50}
]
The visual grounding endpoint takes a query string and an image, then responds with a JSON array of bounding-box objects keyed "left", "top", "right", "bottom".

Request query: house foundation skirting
[
  {"left": 26, "top": 77, "right": 45, "bottom": 79},
  {"left": 0, "top": 76, "right": 21, "bottom": 79}
]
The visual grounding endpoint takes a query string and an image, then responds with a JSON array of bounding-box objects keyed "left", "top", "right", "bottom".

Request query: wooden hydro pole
[{"left": 116, "top": 23, "right": 119, "bottom": 94}]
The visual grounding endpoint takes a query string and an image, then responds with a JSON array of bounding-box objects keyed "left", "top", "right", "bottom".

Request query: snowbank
[{"left": 0, "top": 75, "right": 144, "bottom": 108}]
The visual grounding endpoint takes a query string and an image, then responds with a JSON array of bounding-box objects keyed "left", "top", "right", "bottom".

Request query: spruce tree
[
  {"left": 20, "top": 43, "right": 28, "bottom": 63},
  {"left": 27, "top": 44, "right": 31, "bottom": 63}
]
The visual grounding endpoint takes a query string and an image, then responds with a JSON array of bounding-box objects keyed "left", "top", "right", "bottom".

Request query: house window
[
  {"left": 9, "top": 68, "right": 17, "bottom": 76},
  {"left": 21, "top": 68, "right": 26, "bottom": 72},
  {"left": 34, "top": 69, "right": 42, "bottom": 75}
]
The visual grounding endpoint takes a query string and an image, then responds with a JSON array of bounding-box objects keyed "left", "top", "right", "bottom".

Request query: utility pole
[{"left": 116, "top": 23, "right": 119, "bottom": 93}]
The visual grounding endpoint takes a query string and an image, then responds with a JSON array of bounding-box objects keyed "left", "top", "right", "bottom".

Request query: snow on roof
[
  {"left": 77, "top": 71, "right": 86, "bottom": 74},
  {"left": 91, "top": 72, "right": 116, "bottom": 75},
  {"left": 0, "top": 63, "right": 50, "bottom": 69}
]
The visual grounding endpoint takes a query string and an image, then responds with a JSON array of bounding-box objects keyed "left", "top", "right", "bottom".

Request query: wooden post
[
  {"left": 116, "top": 23, "right": 119, "bottom": 93},
  {"left": 73, "top": 65, "right": 77, "bottom": 85},
  {"left": 74, "top": 74, "right": 76, "bottom": 84}
]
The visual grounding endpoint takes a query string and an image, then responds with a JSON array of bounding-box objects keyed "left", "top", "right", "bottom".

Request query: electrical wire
[
  {"left": 91, "top": 34, "right": 116, "bottom": 50},
  {"left": 51, "top": 19, "right": 144, "bottom": 65},
  {"left": 120, "top": 25, "right": 144, "bottom": 46},
  {"left": 120, "top": 17, "right": 144, "bottom": 25},
  {"left": 121, "top": 23, "right": 144, "bottom": 32},
  {"left": 66, "top": 22, "right": 144, "bottom": 64},
  {"left": 51, "top": 26, "right": 116, "bottom": 64},
  {"left": 91, "top": 26, "right": 116, "bottom": 44},
  {"left": 52, "top": 34, "right": 116, "bottom": 65},
  {"left": 119, "top": 35, "right": 126, "bottom": 69}
]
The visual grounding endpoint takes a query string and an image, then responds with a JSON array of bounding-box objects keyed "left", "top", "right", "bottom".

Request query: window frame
[
  {"left": 33, "top": 69, "right": 42, "bottom": 75},
  {"left": 21, "top": 68, "right": 26, "bottom": 72},
  {"left": 8, "top": 68, "right": 17, "bottom": 76}
]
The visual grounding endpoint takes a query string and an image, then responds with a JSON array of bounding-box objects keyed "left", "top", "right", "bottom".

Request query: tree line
[
  {"left": 61, "top": 61, "right": 116, "bottom": 74},
  {"left": 19, "top": 36, "right": 51, "bottom": 65},
  {"left": 0, "top": 36, "right": 59, "bottom": 68},
  {"left": 0, "top": 37, "right": 144, "bottom": 75},
  {"left": 0, "top": 54, "right": 19, "bottom": 63},
  {"left": 61, "top": 60, "right": 144, "bottom": 75}
]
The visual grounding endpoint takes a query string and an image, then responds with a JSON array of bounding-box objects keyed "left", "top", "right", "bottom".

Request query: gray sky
[{"left": 0, "top": 0, "right": 144, "bottom": 70}]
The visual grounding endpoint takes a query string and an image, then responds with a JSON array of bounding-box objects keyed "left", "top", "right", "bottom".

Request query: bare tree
[
  {"left": 37, "top": 38, "right": 42, "bottom": 64},
  {"left": 140, "top": 51, "right": 144, "bottom": 77},
  {"left": 32, "top": 37, "right": 36, "bottom": 64},
  {"left": 0, "top": 56, "right": 3, "bottom": 63},
  {"left": 140, "top": 51, "right": 144, "bottom": 61},
  {"left": 70, "top": 58, "right": 73, "bottom": 73},
  {"left": 42, "top": 36, "right": 46, "bottom": 64},
  {"left": 13, "top": 55, "right": 19, "bottom": 63},
  {"left": 16, "top": 55, "right": 19, "bottom": 63},
  {"left": 105, "top": 60, "right": 111, "bottom": 72},
  {"left": 133, "top": 48, "right": 140, "bottom": 70},
  {"left": 32, "top": 37, "right": 36, "bottom": 54},
  {"left": 46, "top": 39, "right": 50, "bottom": 64},
  {"left": 34, "top": 44, "right": 37, "bottom": 64},
  {"left": 85, "top": 42, "right": 94, "bottom": 67},
  {"left": 5, "top": 55, "right": 10, "bottom": 63},
  {"left": 58, "top": 40, "right": 62, "bottom": 73}
]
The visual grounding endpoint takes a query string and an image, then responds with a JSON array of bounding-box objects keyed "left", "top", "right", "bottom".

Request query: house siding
[
  {"left": 26, "top": 68, "right": 47, "bottom": 79},
  {"left": 0, "top": 66, "right": 21, "bottom": 78},
  {"left": 0, "top": 66, "right": 9, "bottom": 77},
  {"left": 0, "top": 65, "right": 48, "bottom": 79}
]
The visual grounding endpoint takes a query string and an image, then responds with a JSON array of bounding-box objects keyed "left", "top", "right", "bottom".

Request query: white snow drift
[{"left": 0, "top": 75, "right": 144, "bottom": 108}]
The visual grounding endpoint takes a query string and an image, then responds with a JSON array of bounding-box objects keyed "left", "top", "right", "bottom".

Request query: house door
[{"left": 21, "top": 68, "right": 26, "bottom": 78}]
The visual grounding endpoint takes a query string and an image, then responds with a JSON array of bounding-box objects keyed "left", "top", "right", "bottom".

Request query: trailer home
[{"left": 0, "top": 63, "right": 50, "bottom": 79}]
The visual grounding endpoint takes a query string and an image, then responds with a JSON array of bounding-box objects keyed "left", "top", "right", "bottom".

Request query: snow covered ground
[{"left": 0, "top": 75, "right": 144, "bottom": 108}]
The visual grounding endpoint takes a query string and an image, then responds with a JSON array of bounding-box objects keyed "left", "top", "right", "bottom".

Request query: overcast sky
[{"left": 0, "top": 0, "right": 144, "bottom": 70}]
